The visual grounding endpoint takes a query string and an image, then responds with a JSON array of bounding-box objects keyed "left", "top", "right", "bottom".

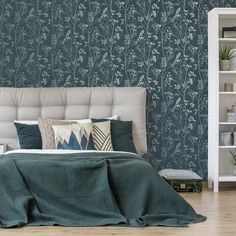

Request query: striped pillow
[{"left": 92, "top": 121, "right": 113, "bottom": 151}]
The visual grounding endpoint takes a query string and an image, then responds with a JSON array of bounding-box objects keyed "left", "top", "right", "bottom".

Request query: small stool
[{"left": 158, "top": 169, "right": 203, "bottom": 193}]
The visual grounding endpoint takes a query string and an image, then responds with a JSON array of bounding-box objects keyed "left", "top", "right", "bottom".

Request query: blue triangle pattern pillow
[{"left": 52, "top": 123, "right": 94, "bottom": 150}]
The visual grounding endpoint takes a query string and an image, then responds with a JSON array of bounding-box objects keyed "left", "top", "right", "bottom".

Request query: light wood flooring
[{"left": 0, "top": 189, "right": 235, "bottom": 236}]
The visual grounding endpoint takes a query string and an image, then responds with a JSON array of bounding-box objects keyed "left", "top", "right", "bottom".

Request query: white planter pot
[
  {"left": 231, "top": 49, "right": 236, "bottom": 71},
  {"left": 220, "top": 60, "right": 230, "bottom": 71},
  {"left": 220, "top": 132, "right": 233, "bottom": 146},
  {"left": 233, "top": 165, "right": 236, "bottom": 176}
]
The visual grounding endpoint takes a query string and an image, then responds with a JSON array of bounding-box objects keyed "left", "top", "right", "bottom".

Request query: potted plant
[
  {"left": 219, "top": 45, "right": 234, "bottom": 71},
  {"left": 229, "top": 149, "right": 236, "bottom": 175}
]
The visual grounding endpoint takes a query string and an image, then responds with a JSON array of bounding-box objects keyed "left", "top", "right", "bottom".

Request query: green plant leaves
[{"left": 219, "top": 45, "right": 234, "bottom": 60}]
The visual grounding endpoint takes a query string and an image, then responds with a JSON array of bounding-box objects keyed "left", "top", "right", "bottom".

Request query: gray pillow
[{"left": 38, "top": 118, "right": 76, "bottom": 149}]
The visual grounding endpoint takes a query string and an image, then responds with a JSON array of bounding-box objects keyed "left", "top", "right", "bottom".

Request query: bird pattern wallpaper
[{"left": 1, "top": 0, "right": 236, "bottom": 178}]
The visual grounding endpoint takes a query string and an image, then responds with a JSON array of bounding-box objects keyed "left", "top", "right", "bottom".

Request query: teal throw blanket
[{"left": 0, "top": 152, "right": 206, "bottom": 227}]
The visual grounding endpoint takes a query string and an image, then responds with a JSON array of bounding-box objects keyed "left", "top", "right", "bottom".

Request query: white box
[{"left": 0, "top": 145, "right": 7, "bottom": 154}]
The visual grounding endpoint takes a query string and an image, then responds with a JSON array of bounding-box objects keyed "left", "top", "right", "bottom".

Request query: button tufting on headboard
[{"left": 0, "top": 87, "right": 147, "bottom": 155}]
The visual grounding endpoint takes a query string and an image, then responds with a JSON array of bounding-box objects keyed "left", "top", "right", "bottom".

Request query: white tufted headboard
[{"left": 0, "top": 87, "right": 147, "bottom": 155}]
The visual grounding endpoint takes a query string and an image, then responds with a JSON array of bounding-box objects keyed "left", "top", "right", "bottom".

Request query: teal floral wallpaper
[{"left": 0, "top": 0, "right": 236, "bottom": 178}]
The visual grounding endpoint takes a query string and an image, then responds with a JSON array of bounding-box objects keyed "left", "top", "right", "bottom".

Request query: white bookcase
[{"left": 208, "top": 8, "right": 236, "bottom": 192}]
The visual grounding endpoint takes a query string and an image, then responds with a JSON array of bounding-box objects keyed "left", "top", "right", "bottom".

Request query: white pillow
[
  {"left": 108, "top": 115, "right": 119, "bottom": 120},
  {"left": 73, "top": 115, "right": 118, "bottom": 123},
  {"left": 14, "top": 120, "right": 90, "bottom": 125},
  {"left": 14, "top": 120, "right": 38, "bottom": 125},
  {"left": 14, "top": 115, "right": 118, "bottom": 125}
]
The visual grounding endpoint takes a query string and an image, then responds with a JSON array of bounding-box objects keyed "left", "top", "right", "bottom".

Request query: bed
[{"left": 0, "top": 87, "right": 206, "bottom": 227}]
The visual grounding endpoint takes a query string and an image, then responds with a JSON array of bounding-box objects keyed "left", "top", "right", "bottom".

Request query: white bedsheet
[{"left": 5, "top": 149, "right": 138, "bottom": 156}]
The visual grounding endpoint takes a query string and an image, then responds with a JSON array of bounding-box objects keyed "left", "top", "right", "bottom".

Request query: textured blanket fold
[{"left": 0, "top": 152, "right": 206, "bottom": 227}]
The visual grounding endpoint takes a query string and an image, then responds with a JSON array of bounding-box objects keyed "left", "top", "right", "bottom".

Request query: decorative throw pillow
[
  {"left": 14, "top": 120, "right": 38, "bottom": 125},
  {"left": 64, "top": 115, "right": 118, "bottom": 124},
  {"left": 52, "top": 123, "right": 94, "bottom": 150},
  {"left": 92, "top": 121, "right": 113, "bottom": 151},
  {"left": 38, "top": 118, "right": 76, "bottom": 149},
  {"left": 14, "top": 122, "right": 42, "bottom": 149},
  {"left": 92, "top": 119, "right": 137, "bottom": 153}
]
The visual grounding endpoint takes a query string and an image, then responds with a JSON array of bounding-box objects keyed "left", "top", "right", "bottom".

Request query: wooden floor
[{"left": 0, "top": 189, "right": 235, "bottom": 236}]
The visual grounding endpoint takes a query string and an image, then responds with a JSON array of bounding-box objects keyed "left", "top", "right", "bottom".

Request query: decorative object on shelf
[
  {"left": 220, "top": 131, "right": 233, "bottom": 146},
  {"left": 0, "top": 144, "right": 7, "bottom": 154},
  {"left": 226, "top": 112, "right": 236, "bottom": 121},
  {"left": 229, "top": 149, "right": 236, "bottom": 175},
  {"left": 222, "top": 27, "right": 236, "bottom": 38},
  {"left": 219, "top": 45, "right": 234, "bottom": 71},
  {"left": 224, "top": 83, "right": 233, "bottom": 91},
  {"left": 225, "top": 105, "right": 236, "bottom": 122},
  {"left": 234, "top": 129, "right": 236, "bottom": 146},
  {"left": 230, "top": 49, "right": 236, "bottom": 70}
]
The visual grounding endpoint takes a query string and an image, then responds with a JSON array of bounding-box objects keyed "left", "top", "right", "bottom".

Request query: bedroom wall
[{"left": 1, "top": 1, "right": 236, "bottom": 178}]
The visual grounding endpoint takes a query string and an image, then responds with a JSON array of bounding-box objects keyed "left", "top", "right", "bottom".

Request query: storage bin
[
  {"left": 220, "top": 132, "right": 233, "bottom": 146},
  {"left": 234, "top": 132, "right": 236, "bottom": 146}
]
